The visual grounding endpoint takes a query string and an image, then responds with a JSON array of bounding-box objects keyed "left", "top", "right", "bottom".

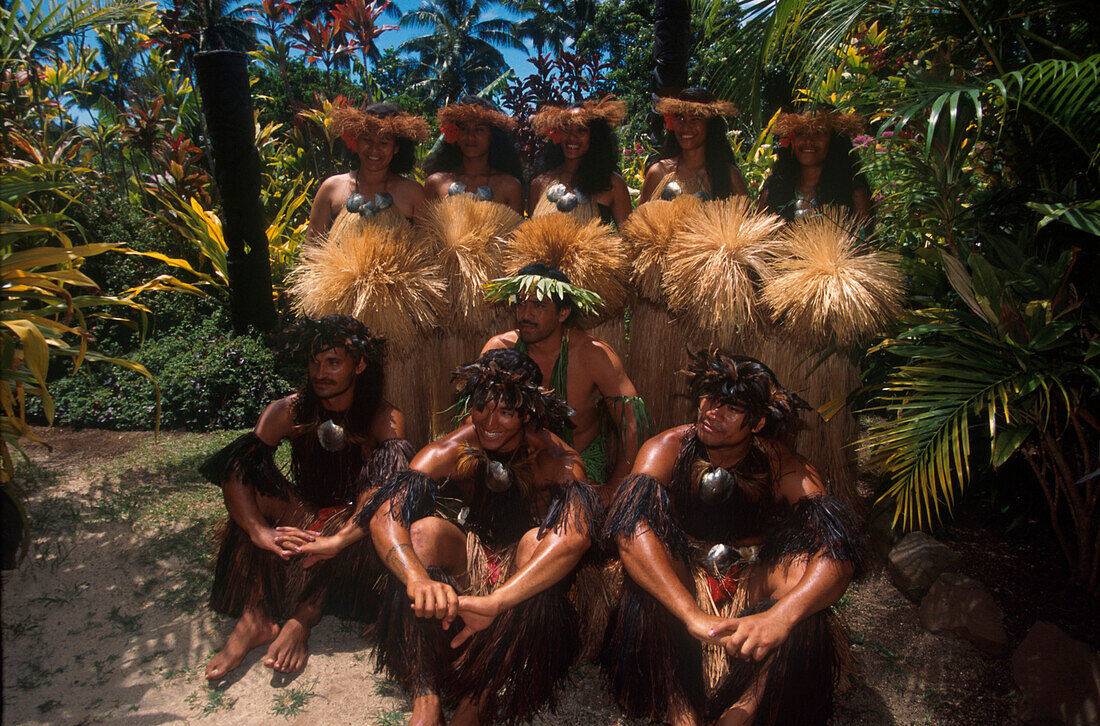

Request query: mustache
[
  {"left": 518, "top": 320, "right": 537, "bottom": 327},
  {"left": 312, "top": 378, "right": 337, "bottom": 386}
]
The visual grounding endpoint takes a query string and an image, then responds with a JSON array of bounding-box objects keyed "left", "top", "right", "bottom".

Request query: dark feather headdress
[
  {"left": 682, "top": 350, "right": 808, "bottom": 440},
  {"left": 452, "top": 358, "right": 574, "bottom": 433},
  {"left": 281, "top": 314, "right": 385, "bottom": 363}
]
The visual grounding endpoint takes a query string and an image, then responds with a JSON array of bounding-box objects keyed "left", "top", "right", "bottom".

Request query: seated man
[
  {"left": 601, "top": 351, "right": 866, "bottom": 726},
  {"left": 199, "top": 315, "right": 413, "bottom": 680},
  {"left": 481, "top": 263, "right": 646, "bottom": 491},
  {"left": 363, "top": 349, "right": 600, "bottom": 725}
]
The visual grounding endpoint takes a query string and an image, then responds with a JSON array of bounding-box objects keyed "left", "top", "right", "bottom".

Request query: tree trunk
[{"left": 193, "top": 50, "right": 277, "bottom": 334}]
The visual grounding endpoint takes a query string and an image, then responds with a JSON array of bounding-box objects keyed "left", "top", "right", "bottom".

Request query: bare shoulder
[
  {"left": 530, "top": 429, "right": 585, "bottom": 485},
  {"left": 481, "top": 330, "right": 518, "bottom": 354},
  {"left": 644, "top": 158, "right": 674, "bottom": 178},
  {"left": 574, "top": 330, "right": 621, "bottom": 364},
  {"left": 423, "top": 172, "right": 451, "bottom": 196},
  {"left": 770, "top": 439, "right": 826, "bottom": 502},
  {"left": 609, "top": 172, "right": 629, "bottom": 192},
  {"left": 393, "top": 175, "right": 426, "bottom": 195},
  {"left": 496, "top": 173, "right": 523, "bottom": 194},
  {"left": 370, "top": 399, "right": 406, "bottom": 442},
  {"left": 631, "top": 425, "right": 691, "bottom": 483},
  {"left": 409, "top": 426, "right": 467, "bottom": 479},
  {"left": 254, "top": 394, "right": 298, "bottom": 445}
]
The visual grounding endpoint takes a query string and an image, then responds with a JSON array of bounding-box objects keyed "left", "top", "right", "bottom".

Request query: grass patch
[
  {"left": 375, "top": 707, "right": 408, "bottom": 726},
  {"left": 11, "top": 460, "right": 63, "bottom": 495},
  {"left": 186, "top": 685, "right": 238, "bottom": 717},
  {"left": 32, "top": 580, "right": 90, "bottom": 606},
  {"left": 107, "top": 605, "right": 143, "bottom": 635},
  {"left": 16, "top": 660, "right": 61, "bottom": 690},
  {"left": 4, "top": 612, "right": 45, "bottom": 638},
  {"left": 36, "top": 699, "right": 62, "bottom": 714},
  {"left": 271, "top": 679, "right": 323, "bottom": 719},
  {"left": 29, "top": 495, "right": 84, "bottom": 536},
  {"left": 374, "top": 678, "right": 401, "bottom": 698}
]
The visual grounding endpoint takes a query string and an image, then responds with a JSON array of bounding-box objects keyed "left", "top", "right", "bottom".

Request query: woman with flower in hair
[
  {"left": 528, "top": 96, "right": 633, "bottom": 227},
  {"left": 306, "top": 102, "right": 430, "bottom": 244},
  {"left": 422, "top": 96, "right": 525, "bottom": 214},
  {"left": 758, "top": 109, "right": 872, "bottom": 223},
  {"left": 639, "top": 88, "right": 750, "bottom": 204}
]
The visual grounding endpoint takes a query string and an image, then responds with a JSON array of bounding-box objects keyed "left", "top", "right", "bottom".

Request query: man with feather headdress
[
  {"left": 481, "top": 262, "right": 647, "bottom": 490},
  {"left": 199, "top": 315, "right": 414, "bottom": 681},
  {"left": 362, "top": 349, "right": 601, "bottom": 725},
  {"left": 601, "top": 350, "right": 867, "bottom": 726}
]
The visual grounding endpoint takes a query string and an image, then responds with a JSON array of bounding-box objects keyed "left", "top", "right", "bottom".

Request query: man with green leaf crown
[{"left": 481, "top": 257, "right": 647, "bottom": 495}]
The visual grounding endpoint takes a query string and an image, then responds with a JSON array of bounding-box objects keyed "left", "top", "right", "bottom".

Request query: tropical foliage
[{"left": 699, "top": 0, "right": 1100, "bottom": 592}]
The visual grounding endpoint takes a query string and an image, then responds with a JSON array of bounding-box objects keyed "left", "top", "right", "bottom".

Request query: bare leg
[
  {"left": 405, "top": 517, "right": 468, "bottom": 726},
  {"left": 206, "top": 605, "right": 280, "bottom": 680}
]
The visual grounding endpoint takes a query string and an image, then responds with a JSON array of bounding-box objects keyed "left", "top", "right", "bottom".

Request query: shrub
[{"left": 42, "top": 319, "right": 297, "bottom": 431}]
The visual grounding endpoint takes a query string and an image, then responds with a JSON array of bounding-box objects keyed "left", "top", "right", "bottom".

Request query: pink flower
[{"left": 852, "top": 134, "right": 873, "bottom": 149}]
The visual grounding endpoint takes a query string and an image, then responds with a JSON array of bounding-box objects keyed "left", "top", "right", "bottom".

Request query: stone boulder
[
  {"left": 1012, "top": 621, "right": 1100, "bottom": 725},
  {"left": 887, "top": 531, "right": 961, "bottom": 600},
  {"left": 918, "top": 572, "right": 1009, "bottom": 655}
]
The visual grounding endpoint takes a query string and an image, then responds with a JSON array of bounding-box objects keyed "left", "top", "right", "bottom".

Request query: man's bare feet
[
  {"left": 206, "top": 611, "right": 279, "bottom": 680},
  {"left": 408, "top": 693, "right": 445, "bottom": 726},
  {"left": 262, "top": 617, "right": 312, "bottom": 673}
]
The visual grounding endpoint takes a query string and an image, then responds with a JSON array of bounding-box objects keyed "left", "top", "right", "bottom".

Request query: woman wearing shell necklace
[
  {"left": 422, "top": 96, "right": 526, "bottom": 214},
  {"left": 528, "top": 96, "right": 632, "bottom": 227},
  {"left": 758, "top": 109, "right": 872, "bottom": 224},
  {"left": 639, "top": 87, "right": 750, "bottom": 204},
  {"left": 306, "top": 102, "right": 430, "bottom": 244}
]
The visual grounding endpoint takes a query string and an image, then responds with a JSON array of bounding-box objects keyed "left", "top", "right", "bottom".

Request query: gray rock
[
  {"left": 918, "top": 572, "right": 1008, "bottom": 655},
  {"left": 867, "top": 500, "right": 901, "bottom": 560},
  {"left": 1012, "top": 621, "right": 1100, "bottom": 726},
  {"left": 887, "top": 531, "right": 961, "bottom": 599}
]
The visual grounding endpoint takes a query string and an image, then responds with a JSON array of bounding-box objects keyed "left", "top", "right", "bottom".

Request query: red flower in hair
[
  {"left": 778, "top": 136, "right": 791, "bottom": 148},
  {"left": 441, "top": 122, "right": 459, "bottom": 143},
  {"left": 664, "top": 114, "right": 676, "bottom": 131},
  {"left": 547, "top": 128, "right": 563, "bottom": 144},
  {"left": 341, "top": 131, "right": 358, "bottom": 152}
]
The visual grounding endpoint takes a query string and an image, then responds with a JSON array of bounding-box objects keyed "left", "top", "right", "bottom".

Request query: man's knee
[{"left": 410, "top": 517, "right": 464, "bottom": 566}]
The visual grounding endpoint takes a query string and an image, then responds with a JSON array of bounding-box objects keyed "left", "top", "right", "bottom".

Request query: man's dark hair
[
  {"left": 657, "top": 87, "right": 737, "bottom": 200},
  {"left": 348, "top": 102, "right": 418, "bottom": 176},
  {"left": 283, "top": 315, "right": 385, "bottom": 434},
  {"left": 536, "top": 110, "right": 621, "bottom": 197},
  {"left": 422, "top": 96, "right": 525, "bottom": 181},
  {"left": 686, "top": 350, "right": 808, "bottom": 441},
  {"left": 452, "top": 349, "right": 572, "bottom": 431},
  {"left": 761, "top": 134, "right": 870, "bottom": 221}
]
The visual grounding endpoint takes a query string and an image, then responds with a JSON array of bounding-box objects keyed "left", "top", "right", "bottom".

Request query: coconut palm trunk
[{"left": 194, "top": 50, "right": 277, "bottom": 334}]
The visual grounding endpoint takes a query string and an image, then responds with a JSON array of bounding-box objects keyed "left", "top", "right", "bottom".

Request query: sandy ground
[{"left": 2, "top": 428, "right": 1021, "bottom": 725}]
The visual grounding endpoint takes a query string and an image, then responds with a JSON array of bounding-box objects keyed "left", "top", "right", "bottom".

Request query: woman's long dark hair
[
  {"left": 762, "top": 133, "right": 869, "bottom": 221},
  {"left": 346, "top": 102, "right": 418, "bottom": 176},
  {"left": 535, "top": 116, "right": 620, "bottom": 197},
  {"left": 657, "top": 88, "right": 737, "bottom": 200},
  {"left": 422, "top": 96, "right": 525, "bottom": 181}
]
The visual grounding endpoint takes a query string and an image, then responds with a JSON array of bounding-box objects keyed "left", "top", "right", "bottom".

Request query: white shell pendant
[
  {"left": 317, "top": 419, "right": 347, "bottom": 452},
  {"left": 485, "top": 460, "right": 512, "bottom": 492},
  {"left": 707, "top": 543, "right": 734, "bottom": 576},
  {"left": 698, "top": 466, "right": 734, "bottom": 503}
]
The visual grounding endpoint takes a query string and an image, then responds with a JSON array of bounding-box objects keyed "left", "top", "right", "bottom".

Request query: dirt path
[{"left": 2, "top": 428, "right": 1019, "bottom": 724}]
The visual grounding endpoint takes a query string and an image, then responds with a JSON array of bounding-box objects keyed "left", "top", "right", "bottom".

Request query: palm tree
[
  {"left": 512, "top": 0, "right": 595, "bottom": 54},
  {"left": 399, "top": 0, "right": 523, "bottom": 108}
]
